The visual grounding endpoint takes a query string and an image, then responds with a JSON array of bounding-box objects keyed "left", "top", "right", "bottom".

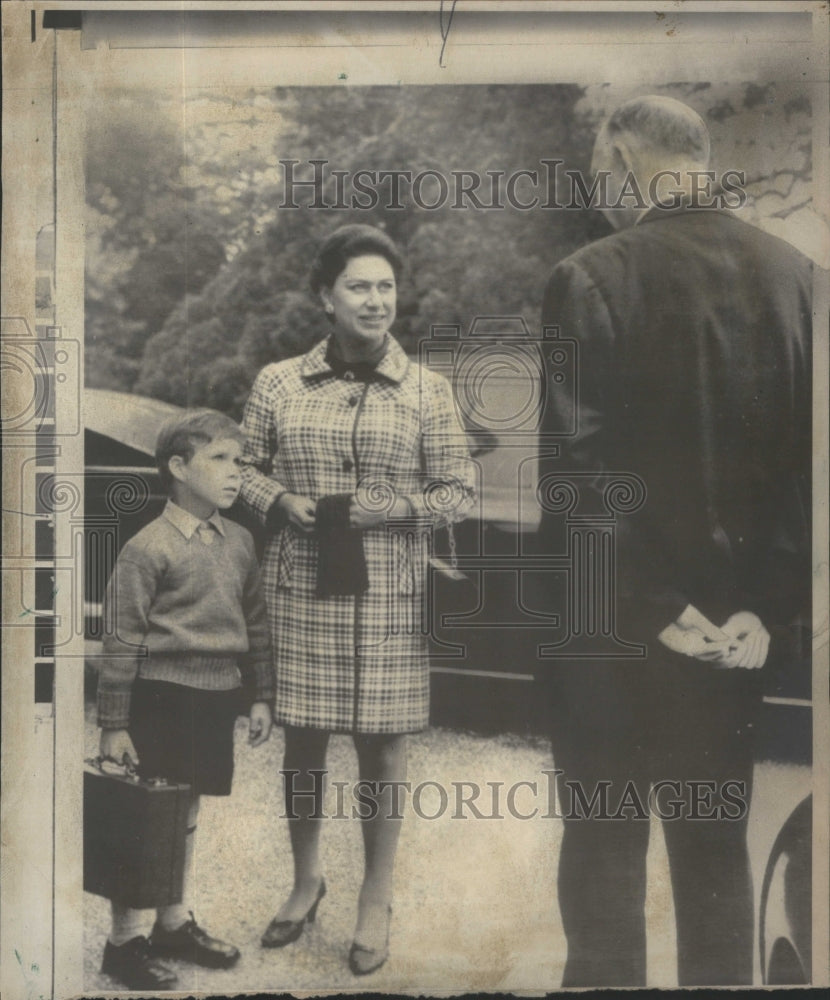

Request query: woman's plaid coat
[{"left": 240, "top": 335, "right": 476, "bottom": 733}]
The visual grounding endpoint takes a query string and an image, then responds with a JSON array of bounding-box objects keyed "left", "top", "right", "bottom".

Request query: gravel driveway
[{"left": 83, "top": 707, "right": 810, "bottom": 994}]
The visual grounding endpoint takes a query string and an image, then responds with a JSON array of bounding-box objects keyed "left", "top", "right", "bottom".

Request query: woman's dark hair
[{"left": 309, "top": 224, "right": 404, "bottom": 294}]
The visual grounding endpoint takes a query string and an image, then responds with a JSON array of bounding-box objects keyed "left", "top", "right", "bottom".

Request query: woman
[{"left": 240, "top": 224, "right": 475, "bottom": 975}]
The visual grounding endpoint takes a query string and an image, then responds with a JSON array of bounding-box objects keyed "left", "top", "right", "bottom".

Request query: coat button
[
  {"left": 348, "top": 395, "right": 359, "bottom": 406},
  {"left": 342, "top": 458, "right": 353, "bottom": 472},
  {"left": 343, "top": 370, "right": 355, "bottom": 381}
]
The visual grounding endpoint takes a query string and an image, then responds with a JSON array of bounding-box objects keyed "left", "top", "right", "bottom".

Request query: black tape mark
[{"left": 439, "top": 0, "right": 458, "bottom": 68}]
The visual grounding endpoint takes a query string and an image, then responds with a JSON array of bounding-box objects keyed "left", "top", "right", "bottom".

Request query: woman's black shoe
[
  {"left": 348, "top": 904, "right": 391, "bottom": 976},
  {"left": 101, "top": 936, "right": 178, "bottom": 990},
  {"left": 261, "top": 879, "right": 327, "bottom": 948}
]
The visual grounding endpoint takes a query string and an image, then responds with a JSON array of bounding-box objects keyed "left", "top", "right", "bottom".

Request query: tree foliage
[{"left": 85, "top": 81, "right": 814, "bottom": 417}]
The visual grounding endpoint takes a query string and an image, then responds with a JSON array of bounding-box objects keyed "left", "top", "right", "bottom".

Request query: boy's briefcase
[{"left": 83, "top": 758, "right": 190, "bottom": 910}]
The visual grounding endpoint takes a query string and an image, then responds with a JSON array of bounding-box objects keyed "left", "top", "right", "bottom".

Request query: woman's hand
[
  {"left": 248, "top": 701, "right": 273, "bottom": 747},
  {"left": 349, "top": 495, "right": 411, "bottom": 529},
  {"left": 99, "top": 728, "right": 140, "bottom": 768},
  {"left": 279, "top": 493, "right": 317, "bottom": 533}
]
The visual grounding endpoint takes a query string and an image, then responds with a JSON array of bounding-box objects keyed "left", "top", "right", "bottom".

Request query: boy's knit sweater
[{"left": 97, "top": 501, "right": 274, "bottom": 730}]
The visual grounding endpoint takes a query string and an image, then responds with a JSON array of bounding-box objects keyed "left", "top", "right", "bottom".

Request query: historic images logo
[
  {"left": 277, "top": 159, "right": 746, "bottom": 212},
  {"left": 281, "top": 769, "right": 750, "bottom": 822}
]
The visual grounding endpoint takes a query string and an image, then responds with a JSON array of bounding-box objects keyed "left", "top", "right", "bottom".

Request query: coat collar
[
  {"left": 637, "top": 201, "right": 733, "bottom": 228},
  {"left": 300, "top": 335, "right": 409, "bottom": 385}
]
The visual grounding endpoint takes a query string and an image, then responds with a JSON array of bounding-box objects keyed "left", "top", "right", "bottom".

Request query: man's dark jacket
[{"left": 539, "top": 206, "right": 812, "bottom": 643}]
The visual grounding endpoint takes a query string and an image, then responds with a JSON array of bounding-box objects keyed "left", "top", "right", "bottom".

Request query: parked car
[
  {"left": 84, "top": 384, "right": 811, "bottom": 759},
  {"left": 759, "top": 794, "right": 812, "bottom": 985}
]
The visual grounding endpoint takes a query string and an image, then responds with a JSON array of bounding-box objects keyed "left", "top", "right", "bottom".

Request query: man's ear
[
  {"left": 591, "top": 127, "right": 634, "bottom": 179},
  {"left": 168, "top": 454, "right": 188, "bottom": 483},
  {"left": 609, "top": 136, "right": 636, "bottom": 177}
]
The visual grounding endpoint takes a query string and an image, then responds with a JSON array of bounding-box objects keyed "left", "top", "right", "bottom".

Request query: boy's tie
[{"left": 196, "top": 521, "right": 215, "bottom": 545}]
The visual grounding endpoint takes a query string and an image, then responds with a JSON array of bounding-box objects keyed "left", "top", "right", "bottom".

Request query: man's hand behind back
[
  {"left": 718, "top": 611, "right": 770, "bottom": 669},
  {"left": 658, "top": 605, "right": 769, "bottom": 669}
]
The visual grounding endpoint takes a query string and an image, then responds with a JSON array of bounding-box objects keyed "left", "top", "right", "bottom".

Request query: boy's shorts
[{"left": 129, "top": 679, "right": 243, "bottom": 797}]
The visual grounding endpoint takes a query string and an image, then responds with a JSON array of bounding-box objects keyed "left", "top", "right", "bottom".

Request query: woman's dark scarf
[{"left": 315, "top": 335, "right": 390, "bottom": 596}]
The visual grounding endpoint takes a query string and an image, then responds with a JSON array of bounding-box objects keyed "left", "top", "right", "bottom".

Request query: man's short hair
[
  {"left": 604, "top": 95, "right": 710, "bottom": 165},
  {"left": 155, "top": 408, "right": 246, "bottom": 492}
]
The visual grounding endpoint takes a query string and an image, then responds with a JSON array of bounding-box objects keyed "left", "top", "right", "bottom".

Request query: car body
[{"left": 84, "top": 383, "right": 811, "bottom": 759}]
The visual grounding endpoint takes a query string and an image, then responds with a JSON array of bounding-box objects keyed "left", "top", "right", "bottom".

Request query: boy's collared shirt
[
  {"left": 97, "top": 501, "right": 274, "bottom": 730},
  {"left": 162, "top": 499, "right": 226, "bottom": 540}
]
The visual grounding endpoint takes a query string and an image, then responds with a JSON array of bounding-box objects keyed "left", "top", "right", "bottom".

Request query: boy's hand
[
  {"left": 100, "top": 729, "right": 140, "bottom": 768},
  {"left": 248, "top": 701, "right": 273, "bottom": 747}
]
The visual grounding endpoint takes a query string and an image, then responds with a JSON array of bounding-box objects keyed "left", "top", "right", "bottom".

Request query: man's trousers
[{"left": 545, "top": 650, "right": 763, "bottom": 987}]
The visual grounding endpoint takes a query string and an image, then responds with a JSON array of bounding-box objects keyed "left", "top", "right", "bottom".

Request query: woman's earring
[{"left": 324, "top": 303, "right": 334, "bottom": 314}]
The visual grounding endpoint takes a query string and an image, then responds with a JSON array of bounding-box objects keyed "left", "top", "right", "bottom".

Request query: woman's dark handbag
[
  {"left": 428, "top": 521, "right": 479, "bottom": 613},
  {"left": 83, "top": 757, "right": 190, "bottom": 909}
]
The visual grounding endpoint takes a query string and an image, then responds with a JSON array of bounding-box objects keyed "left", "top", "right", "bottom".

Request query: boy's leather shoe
[
  {"left": 151, "top": 913, "right": 240, "bottom": 968},
  {"left": 102, "top": 936, "right": 178, "bottom": 990}
]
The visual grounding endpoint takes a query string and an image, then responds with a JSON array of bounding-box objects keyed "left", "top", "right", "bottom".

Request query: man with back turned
[{"left": 538, "top": 95, "right": 812, "bottom": 986}]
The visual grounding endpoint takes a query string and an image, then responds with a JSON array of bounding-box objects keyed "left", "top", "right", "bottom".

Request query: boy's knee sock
[
  {"left": 157, "top": 797, "right": 200, "bottom": 931},
  {"left": 109, "top": 901, "right": 150, "bottom": 946}
]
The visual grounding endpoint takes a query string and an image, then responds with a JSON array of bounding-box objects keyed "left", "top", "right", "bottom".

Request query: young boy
[{"left": 96, "top": 409, "right": 275, "bottom": 990}]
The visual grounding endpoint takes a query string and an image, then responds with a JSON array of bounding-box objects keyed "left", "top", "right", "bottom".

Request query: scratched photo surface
[{"left": 1, "top": 4, "right": 827, "bottom": 998}]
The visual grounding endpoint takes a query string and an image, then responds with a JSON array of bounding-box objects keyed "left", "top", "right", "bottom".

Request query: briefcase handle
[
  {"left": 85, "top": 756, "right": 171, "bottom": 786},
  {"left": 85, "top": 755, "right": 140, "bottom": 781}
]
